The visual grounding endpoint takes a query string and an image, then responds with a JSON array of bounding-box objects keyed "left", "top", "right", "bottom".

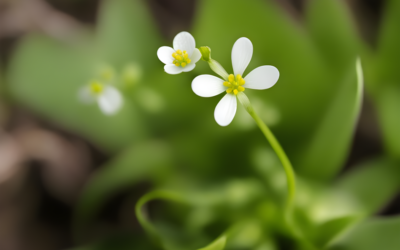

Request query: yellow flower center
[
  {"left": 224, "top": 74, "right": 245, "bottom": 95},
  {"left": 172, "top": 50, "right": 191, "bottom": 68},
  {"left": 90, "top": 81, "right": 104, "bottom": 95}
]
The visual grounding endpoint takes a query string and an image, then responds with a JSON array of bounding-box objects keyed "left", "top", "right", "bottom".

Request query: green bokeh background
[{"left": 2, "top": 0, "right": 400, "bottom": 249}]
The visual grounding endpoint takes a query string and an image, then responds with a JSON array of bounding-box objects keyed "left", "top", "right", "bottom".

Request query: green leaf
[
  {"left": 74, "top": 141, "right": 172, "bottom": 232},
  {"left": 334, "top": 158, "right": 400, "bottom": 215},
  {"left": 364, "top": 0, "right": 400, "bottom": 157},
  {"left": 312, "top": 215, "right": 361, "bottom": 248},
  {"left": 305, "top": 0, "right": 360, "bottom": 71},
  {"left": 96, "top": 0, "right": 161, "bottom": 70},
  {"left": 198, "top": 235, "right": 226, "bottom": 250},
  {"left": 375, "top": 85, "right": 400, "bottom": 157},
  {"left": 296, "top": 59, "right": 363, "bottom": 180},
  {"left": 328, "top": 216, "right": 400, "bottom": 250},
  {"left": 375, "top": 0, "right": 400, "bottom": 84}
]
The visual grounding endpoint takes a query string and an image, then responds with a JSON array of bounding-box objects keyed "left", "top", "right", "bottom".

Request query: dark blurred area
[{"left": 0, "top": 0, "right": 396, "bottom": 249}]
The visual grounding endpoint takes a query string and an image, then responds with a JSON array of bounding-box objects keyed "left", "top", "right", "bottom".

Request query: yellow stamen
[
  {"left": 223, "top": 81, "right": 231, "bottom": 87},
  {"left": 224, "top": 74, "right": 245, "bottom": 95},
  {"left": 171, "top": 49, "right": 192, "bottom": 68},
  {"left": 228, "top": 74, "right": 235, "bottom": 83}
]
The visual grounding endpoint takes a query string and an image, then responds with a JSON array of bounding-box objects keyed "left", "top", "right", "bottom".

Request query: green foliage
[
  {"left": 329, "top": 216, "right": 400, "bottom": 250},
  {"left": 198, "top": 236, "right": 227, "bottom": 250},
  {"left": 363, "top": 0, "right": 400, "bottom": 158},
  {"left": 335, "top": 158, "right": 400, "bottom": 215},
  {"left": 297, "top": 59, "right": 363, "bottom": 180}
]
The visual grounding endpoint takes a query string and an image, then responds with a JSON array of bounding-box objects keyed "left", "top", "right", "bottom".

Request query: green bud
[
  {"left": 199, "top": 46, "right": 211, "bottom": 62},
  {"left": 199, "top": 46, "right": 229, "bottom": 80}
]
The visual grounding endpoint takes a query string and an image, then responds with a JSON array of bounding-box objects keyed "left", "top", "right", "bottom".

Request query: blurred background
[{"left": 0, "top": 0, "right": 400, "bottom": 250}]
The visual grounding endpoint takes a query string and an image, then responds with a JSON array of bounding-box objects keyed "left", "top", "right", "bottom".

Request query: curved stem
[
  {"left": 250, "top": 110, "right": 296, "bottom": 206},
  {"left": 237, "top": 93, "right": 319, "bottom": 250},
  {"left": 237, "top": 93, "right": 296, "bottom": 208},
  {"left": 135, "top": 190, "right": 187, "bottom": 248}
]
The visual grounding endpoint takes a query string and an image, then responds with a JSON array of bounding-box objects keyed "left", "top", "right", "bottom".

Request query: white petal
[
  {"left": 244, "top": 66, "right": 279, "bottom": 90},
  {"left": 173, "top": 31, "right": 195, "bottom": 56},
  {"left": 190, "top": 48, "right": 202, "bottom": 64},
  {"left": 182, "top": 63, "right": 196, "bottom": 72},
  {"left": 157, "top": 46, "right": 175, "bottom": 65},
  {"left": 79, "top": 86, "right": 95, "bottom": 104},
  {"left": 231, "top": 37, "right": 253, "bottom": 76},
  {"left": 192, "top": 75, "right": 226, "bottom": 97},
  {"left": 164, "top": 64, "right": 184, "bottom": 74},
  {"left": 214, "top": 94, "right": 237, "bottom": 126},
  {"left": 98, "top": 86, "right": 123, "bottom": 115}
]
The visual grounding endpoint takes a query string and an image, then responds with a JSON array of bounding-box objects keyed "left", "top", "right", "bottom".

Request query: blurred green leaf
[
  {"left": 328, "top": 216, "right": 400, "bottom": 250},
  {"left": 198, "top": 235, "right": 226, "bottom": 250},
  {"left": 335, "top": 158, "right": 400, "bottom": 215},
  {"left": 366, "top": 0, "right": 400, "bottom": 158},
  {"left": 312, "top": 215, "right": 361, "bottom": 248},
  {"left": 96, "top": 0, "right": 161, "bottom": 70},
  {"left": 297, "top": 59, "right": 363, "bottom": 180},
  {"left": 74, "top": 141, "right": 172, "bottom": 232},
  {"left": 375, "top": 0, "right": 400, "bottom": 85},
  {"left": 375, "top": 85, "right": 400, "bottom": 157},
  {"left": 305, "top": 0, "right": 360, "bottom": 71}
]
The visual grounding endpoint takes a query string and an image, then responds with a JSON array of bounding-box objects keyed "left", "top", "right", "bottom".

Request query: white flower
[
  {"left": 79, "top": 80, "right": 123, "bottom": 115},
  {"left": 192, "top": 37, "right": 279, "bottom": 126},
  {"left": 157, "top": 31, "right": 202, "bottom": 74}
]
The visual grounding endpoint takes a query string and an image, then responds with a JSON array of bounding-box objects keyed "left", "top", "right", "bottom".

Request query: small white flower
[
  {"left": 79, "top": 81, "right": 123, "bottom": 115},
  {"left": 192, "top": 38, "right": 280, "bottom": 126},
  {"left": 157, "top": 31, "right": 202, "bottom": 74}
]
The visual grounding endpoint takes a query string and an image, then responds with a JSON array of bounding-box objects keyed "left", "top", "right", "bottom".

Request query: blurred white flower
[
  {"left": 192, "top": 37, "right": 279, "bottom": 126},
  {"left": 157, "top": 31, "right": 202, "bottom": 74},
  {"left": 79, "top": 80, "right": 123, "bottom": 115}
]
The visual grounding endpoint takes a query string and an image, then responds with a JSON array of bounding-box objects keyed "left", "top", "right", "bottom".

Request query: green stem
[
  {"left": 135, "top": 190, "right": 187, "bottom": 248},
  {"left": 237, "top": 93, "right": 319, "bottom": 250},
  {"left": 250, "top": 109, "right": 296, "bottom": 205},
  {"left": 238, "top": 93, "right": 296, "bottom": 208}
]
